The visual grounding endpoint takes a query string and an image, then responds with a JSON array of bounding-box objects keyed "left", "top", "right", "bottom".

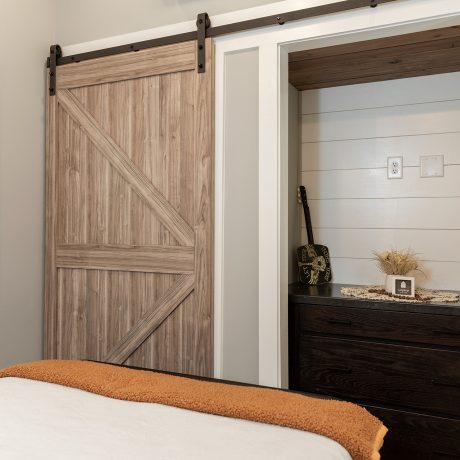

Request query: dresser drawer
[
  {"left": 365, "top": 405, "right": 460, "bottom": 460},
  {"left": 294, "top": 304, "right": 460, "bottom": 347},
  {"left": 296, "top": 336, "right": 460, "bottom": 417}
]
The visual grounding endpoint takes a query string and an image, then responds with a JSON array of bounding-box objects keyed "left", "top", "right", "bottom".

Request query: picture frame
[{"left": 385, "top": 275, "right": 415, "bottom": 297}]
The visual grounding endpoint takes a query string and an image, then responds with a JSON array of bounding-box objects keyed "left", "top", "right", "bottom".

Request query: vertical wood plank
[
  {"left": 73, "top": 269, "right": 88, "bottom": 358},
  {"left": 178, "top": 70, "right": 198, "bottom": 374},
  {"left": 193, "top": 38, "right": 214, "bottom": 376},
  {"left": 161, "top": 71, "right": 183, "bottom": 370},
  {"left": 44, "top": 86, "right": 58, "bottom": 359},
  {"left": 85, "top": 270, "right": 98, "bottom": 360},
  {"left": 56, "top": 269, "right": 66, "bottom": 359}
]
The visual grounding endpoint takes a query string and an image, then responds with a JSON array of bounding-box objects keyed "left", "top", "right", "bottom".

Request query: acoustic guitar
[{"left": 297, "top": 186, "right": 332, "bottom": 285}]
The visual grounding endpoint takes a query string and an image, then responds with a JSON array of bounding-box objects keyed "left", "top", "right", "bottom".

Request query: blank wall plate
[
  {"left": 420, "top": 155, "right": 444, "bottom": 178},
  {"left": 387, "top": 156, "right": 403, "bottom": 179}
]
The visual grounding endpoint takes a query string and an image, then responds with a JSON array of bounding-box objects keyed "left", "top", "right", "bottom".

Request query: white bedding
[{"left": 0, "top": 377, "right": 352, "bottom": 460}]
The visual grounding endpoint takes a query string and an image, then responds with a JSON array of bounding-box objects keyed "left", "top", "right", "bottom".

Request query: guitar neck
[{"left": 302, "top": 200, "right": 315, "bottom": 245}]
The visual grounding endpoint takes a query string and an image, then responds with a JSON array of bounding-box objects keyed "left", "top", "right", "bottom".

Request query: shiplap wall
[{"left": 299, "top": 72, "right": 460, "bottom": 290}]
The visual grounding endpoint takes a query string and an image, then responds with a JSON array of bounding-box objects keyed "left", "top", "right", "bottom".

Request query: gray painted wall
[
  {"left": 0, "top": 0, "right": 56, "bottom": 368},
  {"left": 56, "top": 0, "right": 278, "bottom": 46},
  {"left": 222, "top": 49, "right": 260, "bottom": 385}
]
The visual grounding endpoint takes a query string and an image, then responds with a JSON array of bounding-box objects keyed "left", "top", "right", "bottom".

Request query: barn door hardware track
[
  {"left": 48, "top": 45, "right": 62, "bottom": 96},
  {"left": 47, "top": 0, "right": 398, "bottom": 77},
  {"left": 196, "top": 13, "right": 210, "bottom": 73}
]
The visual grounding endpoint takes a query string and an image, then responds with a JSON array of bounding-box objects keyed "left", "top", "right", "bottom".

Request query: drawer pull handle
[
  {"left": 326, "top": 319, "right": 352, "bottom": 326},
  {"left": 432, "top": 379, "right": 460, "bottom": 389},
  {"left": 433, "top": 330, "right": 460, "bottom": 337},
  {"left": 329, "top": 366, "right": 353, "bottom": 374}
]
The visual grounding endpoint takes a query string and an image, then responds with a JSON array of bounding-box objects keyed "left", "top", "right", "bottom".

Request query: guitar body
[
  {"left": 297, "top": 185, "right": 332, "bottom": 285},
  {"left": 297, "top": 243, "right": 332, "bottom": 285}
]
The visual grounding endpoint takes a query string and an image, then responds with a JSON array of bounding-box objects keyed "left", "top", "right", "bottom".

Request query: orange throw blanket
[{"left": 0, "top": 360, "right": 386, "bottom": 460}]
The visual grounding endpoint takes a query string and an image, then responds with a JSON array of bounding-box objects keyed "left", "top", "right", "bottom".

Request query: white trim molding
[{"left": 258, "top": 43, "right": 281, "bottom": 386}]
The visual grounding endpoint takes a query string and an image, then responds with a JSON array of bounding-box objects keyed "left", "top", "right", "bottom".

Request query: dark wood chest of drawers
[{"left": 289, "top": 283, "right": 460, "bottom": 460}]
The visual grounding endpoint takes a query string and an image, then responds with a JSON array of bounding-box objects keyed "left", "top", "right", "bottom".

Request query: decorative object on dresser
[
  {"left": 289, "top": 282, "right": 460, "bottom": 460},
  {"left": 296, "top": 186, "right": 332, "bottom": 285},
  {"left": 374, "top": 249, "right": 423, "bottom": 298},
  {"left": 341, "top": 285, "right": 459, "bottom": 304},
  {"left": 374, "top": 249, "right": 421, "bottom": 297}
]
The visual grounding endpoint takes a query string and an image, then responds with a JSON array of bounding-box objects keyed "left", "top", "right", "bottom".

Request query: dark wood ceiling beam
[
  {"left": 289, "top": 26, "right": 460, "bottom": 91},
  {"left": 289, "top": 26, "right": 460, "bottom": 62}
]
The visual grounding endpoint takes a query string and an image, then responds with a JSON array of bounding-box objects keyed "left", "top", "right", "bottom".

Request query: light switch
[{"left": 420, "top": 155, "right": 444, "bottom": 178}]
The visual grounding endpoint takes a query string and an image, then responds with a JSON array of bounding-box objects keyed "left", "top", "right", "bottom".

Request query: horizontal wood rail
[
  {"left": 56, "top": 244, "right": 195, "bottom": 274},
  {"left": 58, "top": 41, "right": 196, "bottom": 88}
]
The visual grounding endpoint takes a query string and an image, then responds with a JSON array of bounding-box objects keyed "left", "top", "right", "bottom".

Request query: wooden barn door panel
[{"left": 45, "top": 40, "right": 213, "bottom": 376}]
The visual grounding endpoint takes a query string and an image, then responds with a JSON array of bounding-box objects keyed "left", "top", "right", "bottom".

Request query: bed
[
  {"left": 0, "top": 360, "right": 386, "bottom": 460},
  {"left": 0, "top": 378, "right": 351, "bottom": 460}
]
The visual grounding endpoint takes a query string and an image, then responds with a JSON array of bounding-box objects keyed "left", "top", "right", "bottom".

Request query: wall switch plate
[
  {"left": 387, "top": 156, "right": 403, "bottom": 179},
  {"left": 420, "top": 155, "right": 444, "bottom": 178}
]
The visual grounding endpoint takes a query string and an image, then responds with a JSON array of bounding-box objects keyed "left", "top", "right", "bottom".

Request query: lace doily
[{"left": 341, "top": 286, "right": 459, "bottom": 304}]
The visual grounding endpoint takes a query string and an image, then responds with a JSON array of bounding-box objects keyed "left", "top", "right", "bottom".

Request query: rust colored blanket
[{"left": 0, "top": 360, "right": 386, "bottom": 460}]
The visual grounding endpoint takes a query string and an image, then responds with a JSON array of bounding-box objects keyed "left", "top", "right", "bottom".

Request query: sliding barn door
[{"left": 45, "top": 40, "right": 213, "bottom": 376}]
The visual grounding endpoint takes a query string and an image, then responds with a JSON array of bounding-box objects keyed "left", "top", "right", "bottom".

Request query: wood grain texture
[
  {"left": 289, "top": 26, "right": 460, "bottom": 90},
  {"left": 104, "top": 274, "right": 195, "bottom": 364},
  {"left": 298, "top": 335, "right": 460, "bottom": 417},
  {"left": 296, "top": 304, "right": 460, "bottom": 348},
  {"left": 56, "top": 244, "right": 194, "bottom": 274},
  {"left": 57, "top": 89, "right": 194, "bottom": 246},
  {"left": 367, "top": 405, "right": 460, "bottom": 459},
  {"left": 56, "top": 268, "right": 88, "bottom": 359},
  {"left": 46, "top": 40, "right": 214, "bottom": 376},
  {"left": 192, "top": 38, "right": 214, "bottom": 376},
  {"left": 44, "top": 80, "right": 58, "bottom": 359},
  {"left": 58, "top": 41, "right": 196, "bottom": 89},
  {"left": 290, "top": 26, "right": 460, "bottom": 62}
]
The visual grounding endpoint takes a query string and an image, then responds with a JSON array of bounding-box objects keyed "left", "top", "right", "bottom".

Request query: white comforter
[{"left": 0, "top": 377, "right": 351, "bottom": 460}]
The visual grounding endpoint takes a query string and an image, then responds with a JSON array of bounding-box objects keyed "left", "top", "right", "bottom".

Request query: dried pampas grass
[{"left": 373, "top": 249, "right": 423, "bottom": 276}]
